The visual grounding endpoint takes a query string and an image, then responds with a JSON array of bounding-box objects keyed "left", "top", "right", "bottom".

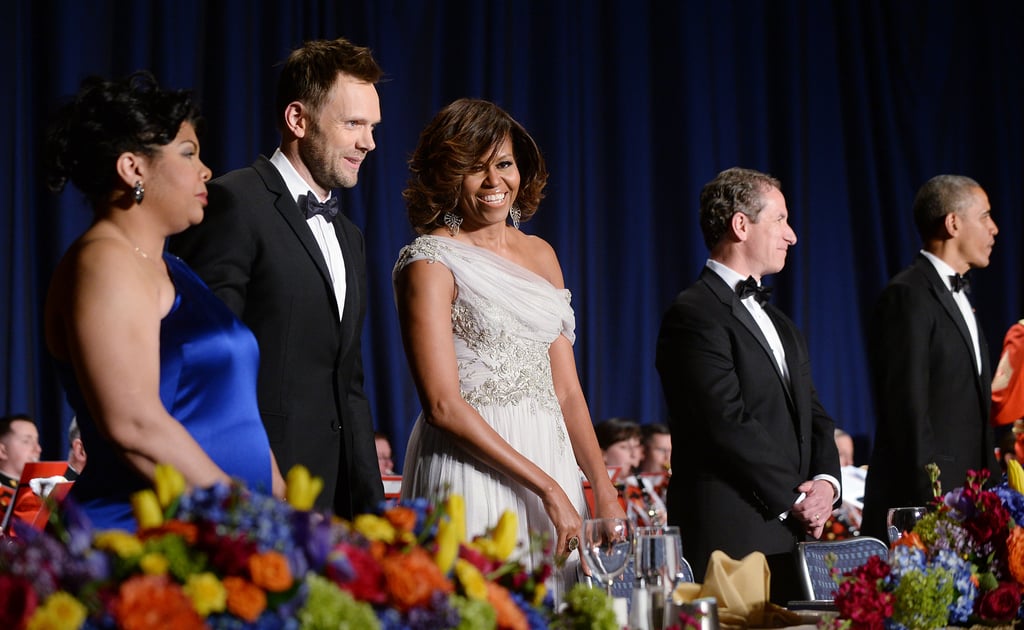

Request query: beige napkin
[{"left": 671, "top": 550, "right": 805, "bottom": 629}]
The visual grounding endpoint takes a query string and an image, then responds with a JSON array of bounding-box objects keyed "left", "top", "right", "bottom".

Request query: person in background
[
  {"left": 992, "top": 320, "right": 1024, "bottom": 437},
  {"left": 656, "top": 167, "right": 841, "bottom": 603},
  {"left": 43, "top": 72, "right": 282, "bottom": 530},
  {"left": 638, "top": 422, "right": 672, "bottom": 474},
  {"left": 170, "top": 37, "right": 384, "bottom": 518},
  {"left": 834, "top": 428, "right": 855, "bottom": 468},
  {"left": 594, "top": 417, "right": 643, "bottom": 475},
  {"left": 65, "top": 417, "right": 87, "bottom": 480},
  {"left": 0, "top": 414, "right": 42, "bottom": 499},
  {"left": 394, "top": 99, "right": 624, "bottom": 574},
  {"left": 862, "top": 175, "right": 1000, "bottom": 541},
  {"left": 374, "top": 431, "right": 396, "bottom": 476}
]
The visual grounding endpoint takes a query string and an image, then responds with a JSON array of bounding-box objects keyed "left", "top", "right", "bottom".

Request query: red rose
[
  {"left": 328, "top": 543, "right": 387, "bottom": 604},
  {"left": 977, "top": 581, "right": 1021, "bottom": 622},
  {"left": 0, "top": 574, "right": 37, "bottom": 630}
]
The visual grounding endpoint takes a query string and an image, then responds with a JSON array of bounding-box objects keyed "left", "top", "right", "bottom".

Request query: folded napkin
[{"left": 671, "top": 550, "right": 805, "bottom": 629}]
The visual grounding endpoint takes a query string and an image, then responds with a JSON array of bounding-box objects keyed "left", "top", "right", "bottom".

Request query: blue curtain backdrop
[{"left": 3, "top": 0, "right": 1023, "bottom": 469}]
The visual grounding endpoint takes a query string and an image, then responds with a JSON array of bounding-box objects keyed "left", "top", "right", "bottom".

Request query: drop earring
[
  {"left": 133, "top": 180, "right": 145, "bottom": 204},
  {"left": 509, "top": 205, "right": 521, "bottom": 230},
  {"left": 443, "top": 211, "right": 462, "bottom": 236}
]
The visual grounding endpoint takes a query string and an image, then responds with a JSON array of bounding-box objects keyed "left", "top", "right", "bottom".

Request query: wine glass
[
  {"left": 887, "top": 506, "right": 929, "bottom": 544},
  {"left": 634, "top": 526, "right": 683, "bottom": 630},
  {"left": 581, "top": 517, "right": 633, "bottom": 596}
]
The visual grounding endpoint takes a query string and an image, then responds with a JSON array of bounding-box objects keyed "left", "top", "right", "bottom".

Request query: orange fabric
[{"left": 993, "top": 322, "right": 1024, "bottom": 427}]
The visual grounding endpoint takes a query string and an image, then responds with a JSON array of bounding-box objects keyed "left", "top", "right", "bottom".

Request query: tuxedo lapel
[
  {"left": 917, "top": 257, "right": 979, "bottom": 377},
  {"left": 700, "top": 269, "right": 794, "bottom": 408},
  {"left": 252, "top": 159, "right": 340, "bottom": 319}
]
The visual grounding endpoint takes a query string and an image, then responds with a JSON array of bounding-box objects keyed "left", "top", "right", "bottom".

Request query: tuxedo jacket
[
  {"left": 861, "top": 254, "right": 997, "bottom": 539},
  {"left": 169, "top": 156, "right": 383, "bottom": 517},
  {"left": 656, "top": 267, "right": 840, "bottom": 594}
]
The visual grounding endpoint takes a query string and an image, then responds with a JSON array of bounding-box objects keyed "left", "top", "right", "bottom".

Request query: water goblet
[
  {"left": 634, "top": 526, "right": 683, "bottom": 629},
  {"left": 886, "top": 506, "right": 929, "bottom": 544},
  {"left": 581, "top": 517, "right": 633, "bottom": 596}
]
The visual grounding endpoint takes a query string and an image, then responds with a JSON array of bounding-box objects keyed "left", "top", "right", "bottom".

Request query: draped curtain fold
[{"left": 3, "top": 0, "right": 1023, "bottom": 468}]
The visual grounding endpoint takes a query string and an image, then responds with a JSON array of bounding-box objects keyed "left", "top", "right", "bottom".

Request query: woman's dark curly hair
[
  {"left": 45, "top": 71, "right": 202, "bottom": 208},
  {"left": 403, "top": 98, "right": 548, "bottom": 234}
]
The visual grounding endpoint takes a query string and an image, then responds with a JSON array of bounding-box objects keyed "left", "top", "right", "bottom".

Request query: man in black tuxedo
[
  {"left": 656, "top": 167, "right": 840, "bottom": 603},
  {"left": 861, "top": 175, "right": 1000, "bottom": 540},
  {"left": 170, "top": 38, "right": 384, "bottom": 517}
]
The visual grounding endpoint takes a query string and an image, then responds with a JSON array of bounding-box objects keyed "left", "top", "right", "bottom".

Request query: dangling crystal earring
[
  {"left": 443, "top": 211, "right": 462, "bottom": 236},
  {"left": 133, "top": 180, "right": 145, "bottom": 204},
  {"left": 509, "top": 204, "right": 521, "bottom": 230}
]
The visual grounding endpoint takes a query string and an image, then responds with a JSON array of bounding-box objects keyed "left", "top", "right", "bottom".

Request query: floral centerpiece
[
  {"left": 826, "top": 462, "right": 1024, "bottom": 630},
  {"left": 0, "top": 465, "right": 617, "bottom": 630}
]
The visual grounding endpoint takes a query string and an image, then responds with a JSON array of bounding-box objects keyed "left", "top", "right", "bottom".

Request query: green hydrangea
[
  {"left": 549, "top": 584, "right": 618, "bottom": 630},
  {"left": 891, "top": 566, "right": 955, "bottom": 630},
  {"left": 450, "top": 593, "right": 497, "bottom": 630},
  {"left": 298, "top": 574, "right": 380, "bottom": 630},
  {"left": 142, "top": 534, "right": 207, "bottom": 582}
]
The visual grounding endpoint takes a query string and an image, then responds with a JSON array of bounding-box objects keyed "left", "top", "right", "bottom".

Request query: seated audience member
[
  {"left": 375, "top": 431, "right": 396, "bottom": 476},
  {"left": 1, "top": 415, "right": 42, "bottom": 490},
  {"left": 638, "top": 422, "right": 672, "bottom": 474},
  {"left": 594, "top": 417, "right": 643, "bottom": 475},
  {"left": 594, "top": 417, "right": 666, "bottom": 525},
  {"left": 66, "top": 416, "right": 87, "bottom": 480},
  {"left": 824, "top": 428, "right": 865, "bottom": 539},
  {"left": 834, "top": 428, "right": 855, "bottom": 467},
  {"left": 0, "top": 414, "right": 43, "bottom": 520}
]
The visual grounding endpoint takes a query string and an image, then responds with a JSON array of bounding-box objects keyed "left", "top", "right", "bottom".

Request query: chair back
[{"left": 795, "top": 536, "right": 889, "bottom": 600}]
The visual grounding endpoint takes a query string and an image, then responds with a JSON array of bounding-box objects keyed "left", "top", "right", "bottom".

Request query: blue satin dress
[{"left": 60, "top": 254, "right": 272, "bottom": 530}]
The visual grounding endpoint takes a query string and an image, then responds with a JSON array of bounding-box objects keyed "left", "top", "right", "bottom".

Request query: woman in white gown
[{"left": 394, "top": 99, "right": 624, "bottom": 573}]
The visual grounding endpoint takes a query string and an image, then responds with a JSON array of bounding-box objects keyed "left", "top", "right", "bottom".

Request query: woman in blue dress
[{"left": 42, "top": 73, "right": 284, "bottom": 530}]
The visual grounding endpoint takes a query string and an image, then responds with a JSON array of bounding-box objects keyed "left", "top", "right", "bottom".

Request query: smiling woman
[
  {"left": 40, "top": 72, "right": 283, "bottom": 531},
  {"left": 393, "top": 99, "right": 626, "bottom": 602}
]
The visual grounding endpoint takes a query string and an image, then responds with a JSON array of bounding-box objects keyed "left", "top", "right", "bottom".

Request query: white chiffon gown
[{"left": 394, "top": 235, "right": 586, "bottom": 569}]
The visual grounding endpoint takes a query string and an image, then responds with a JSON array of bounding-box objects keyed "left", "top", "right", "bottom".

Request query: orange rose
[
  {"left": 1008, "top": 526, "right": 1024, "bottom": 586},
  {"left": 893, "top": 530, "right": 926, "bottom": 551},
  {"left": 383, "top": 506, "right": 418, "bottom": 533},
  {"left": 223, "top": 576, "right": 267, "bottom": 623},
  {"left": 249, "top": 551, "right": 293, "bottom": 592},
  {"left": 381, "top": 547, "right": 453, "bottom": 611},
  {"left": 487, "top": 581, "right": 528, "bottom": 630},
  {"left": 113, "top": 574, "right": 205, "bottom": 630}
]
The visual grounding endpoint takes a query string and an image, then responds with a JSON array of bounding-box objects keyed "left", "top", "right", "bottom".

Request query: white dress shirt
[
  {"left": 270, "top": 149, "right": 347, "bottom": 322},
  {"left": 920, "top": 250, "right": 981, "bottom": 374}
]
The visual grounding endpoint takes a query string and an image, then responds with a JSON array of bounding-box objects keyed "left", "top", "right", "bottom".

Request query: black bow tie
[
  {"left": 950, "top": 273, "right": 971, "bottom": 294},
  {"left": 736, "top": 276, "right": 772, "bottom": 305},
  {"left": 302, "top": 191, "right": 339, "bottom": 221}
]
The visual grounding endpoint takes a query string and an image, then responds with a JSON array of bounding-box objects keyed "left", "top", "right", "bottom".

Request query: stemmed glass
[
  {"left": 634, "top": 526, "right": 683, "bottom": 630},
  {"left": 887, "top": 506, "right": 929, "bottom": 544},
  {"left": 581, "top": 517, "right": 633, "bottom": 596}
]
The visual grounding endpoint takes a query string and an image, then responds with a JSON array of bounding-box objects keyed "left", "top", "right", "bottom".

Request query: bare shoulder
[{"left": 517, "top": 232, "right": 564, "bottom": 288}]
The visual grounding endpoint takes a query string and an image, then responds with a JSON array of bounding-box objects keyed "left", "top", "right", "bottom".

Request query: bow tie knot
[
  {"left": 303, "top": 191, "right": 340, "bottom": 221},
  {"left": 736, "top": 276, "right": 772, "bottom": 305},
  {"left": 950, "top": 273, "right": 971, "bottom": 294}
]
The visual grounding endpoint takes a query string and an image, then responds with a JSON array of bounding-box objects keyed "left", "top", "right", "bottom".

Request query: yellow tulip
[
  {"left": 285, "top": 465, "right": 323, "bottom": 511},
  {"left": 184, "top": 572, "right": 228, "bottom": 617},
  {"left": 93, "top": 530, "right": 144, "bottom": 558},
  {"left": 353, "top": 514, "right": 396, "bottom": 543},
  {"left": 446, "top": 494, "right": 466, "bottom": 543},
  {"left": 455, "top": 559, "right": 488, "bottom": 600},
  {"left": 131, "top": 489, "right": 164, "bottom": 529},
  {"left": 154, "top": 463, "right": 186, "bottom": 508},
  {"left": 491, "top": 510, "right": 518, "bottom": 560},
  {"left": 434, "top": 518, "right": 459, "bottom": 573}
]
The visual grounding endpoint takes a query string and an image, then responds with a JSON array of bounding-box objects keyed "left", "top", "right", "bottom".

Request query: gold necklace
[{"left": 133, "top": 246, "right": 150, "bottom": 259}]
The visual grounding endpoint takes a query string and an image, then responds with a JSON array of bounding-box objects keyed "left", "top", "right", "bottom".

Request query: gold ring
[{"left": 567, "top": 535, "right": 579, "bottom": 552}]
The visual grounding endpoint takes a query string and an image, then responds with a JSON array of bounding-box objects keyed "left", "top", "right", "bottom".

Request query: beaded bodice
[{"left": 394, "top": 235, "right": 575, "bottom": 415}]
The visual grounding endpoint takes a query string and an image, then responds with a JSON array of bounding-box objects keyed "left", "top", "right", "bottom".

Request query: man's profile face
[
  {"left": 742, "top": 186, "right": 797, "bottom": 278},
  {"left": 0, "top": 419, "right": 42, "bottom": 479},
  {"left": 954, "top": 187, "right": 998, "bottom": 270}
]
